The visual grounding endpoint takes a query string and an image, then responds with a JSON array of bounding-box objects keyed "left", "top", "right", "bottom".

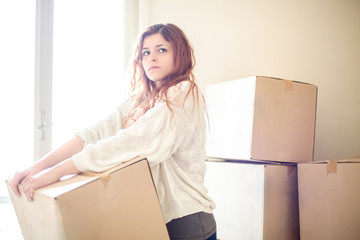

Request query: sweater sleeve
[
  {"left": 72, "top": 94, "right": 178, "bottom": 172},
  {"left": 74, "top": 96, "right": 133, "bottom": 146}
]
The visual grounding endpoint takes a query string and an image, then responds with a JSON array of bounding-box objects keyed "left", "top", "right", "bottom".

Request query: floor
[{"left": 0, "top": 203, "right": 23, "bottom": 240}]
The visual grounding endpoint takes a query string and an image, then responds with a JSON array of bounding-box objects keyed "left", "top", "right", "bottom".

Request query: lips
[{"left": 148, "top": 66, "right": 160, "bottom": 71}]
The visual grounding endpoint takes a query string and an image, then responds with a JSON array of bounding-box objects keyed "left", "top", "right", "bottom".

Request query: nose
[{"left": 149, "top": 52, "right": 157, "bottom": 62}]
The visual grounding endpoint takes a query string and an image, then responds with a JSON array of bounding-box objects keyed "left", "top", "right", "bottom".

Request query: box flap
[
  {"left": 299, "top": 157, "right": 360, "bottom": 176},
  {"left": 257, "top": 76, "right": 317, "bottom": 87},
  {"left": 301, "top": 156, "right": 360, "bottom": 165},
  {"left": 37, "top": 156, "right": 145, "bottom": 199}
]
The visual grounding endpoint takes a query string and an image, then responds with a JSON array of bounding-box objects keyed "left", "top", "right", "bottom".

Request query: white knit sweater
[{"left": 72, "top": 81, "right": 215, "bottom": 223}]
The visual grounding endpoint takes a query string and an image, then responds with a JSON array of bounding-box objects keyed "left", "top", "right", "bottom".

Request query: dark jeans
[{"left": 166, "top": 212, "right": 217, "bottom": 240}]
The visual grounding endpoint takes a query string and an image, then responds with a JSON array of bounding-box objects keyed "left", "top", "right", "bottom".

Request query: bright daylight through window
[
  {"left": 1, "top": 1, "right": 126, "bottom": 238},
  {"left": 52, "top": 0, "right": 125, "bottom": 148},
  {"left": 0, "top": 1, "right": 35, "bottom": 197}
]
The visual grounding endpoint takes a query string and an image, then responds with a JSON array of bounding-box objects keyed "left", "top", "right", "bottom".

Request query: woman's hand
[
  {"left": 8, "top": 166, "right": 59, "bottom": 202},
  {"left": 9, "top": 166, "right": 41, "bottom": 198},
  {"left": 8, "top": 136, "right": 83, "bottom": 201},
  {"left": 11, "top": 159, "right": 80, "bottom": 202},
  {"left": 20, "top": 169, "right": 62, "bottom": 202}
]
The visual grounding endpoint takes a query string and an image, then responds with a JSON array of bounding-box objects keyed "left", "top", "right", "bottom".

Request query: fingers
[
  {"left": 22, "top": 174, "right": 43, "bottom": 202},
  {"left": 9, "top": 181, "right": 20, "bottom": 198},
  {"left": 23, "top": 184, "right": 35, "bottom": 202},
  {"left": 21, "top": 170, "right": 59, "bottom": 202},
  {"left": 9, "top": 169, "right": 36, "bottom": 200},
  {"left": 8, "top": 171, "right": 26, "bottom": 197},
  {"left": 9, "top": 166, "right": 63, "bottom": 202},
  {"left": 21, "top": 176, "right": 38, "bottom": 202}
]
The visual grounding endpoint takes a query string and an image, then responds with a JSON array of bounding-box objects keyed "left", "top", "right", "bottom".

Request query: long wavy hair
[{"left": 122, "top": 23, "right": 201, "bottom": 128}]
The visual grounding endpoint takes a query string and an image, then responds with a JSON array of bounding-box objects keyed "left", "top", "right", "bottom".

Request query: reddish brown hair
[{"left": 123, "top": 23, "right": 201, "bottom": 128}]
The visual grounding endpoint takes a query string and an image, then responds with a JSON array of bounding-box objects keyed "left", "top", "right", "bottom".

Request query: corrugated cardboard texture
[
  {"left": 298, "top": 160, "right": 360, "bottom": 240},
  {"left": 251, "top": 76, "right": 317, "bottom": 162},
  {"left": 6, "top": 158, "right": 169, "bottom": 240}
]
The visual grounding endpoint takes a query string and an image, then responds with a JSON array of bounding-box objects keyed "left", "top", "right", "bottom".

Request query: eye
[
  {"left": 158, "top": 48, "right": 167, "bottom": 53},
  {"left": 142, "top": 51, "right": 150, "bottom": 56}
]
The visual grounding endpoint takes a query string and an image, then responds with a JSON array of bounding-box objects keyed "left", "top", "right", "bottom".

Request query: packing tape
[
  {"left": 81, "top": 171, "right": 111, "bottom": 188},
  {"left": 326, "top": 160, "right": 338, "bottom": 175},
  {"left": 284, "top": 80, "right": 294, "bottom": 91}
]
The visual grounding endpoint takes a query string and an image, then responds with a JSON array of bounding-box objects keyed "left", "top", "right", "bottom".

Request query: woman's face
[{"left": 142, "top": 33, "right": 175, "bottom": 86}]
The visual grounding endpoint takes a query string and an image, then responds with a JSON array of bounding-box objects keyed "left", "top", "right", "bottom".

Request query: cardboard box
[
  {"left": 298, "top": 157, "right": 360, "bottom": 240},
  {"left": 206, "top": 76, "right": 317, "bottom": 163},
  {"left": 205, "top": 160, "right": 299, "bottom": 240},
  {"left": 6, "top": 157, "right": 169, "bottom": 240}
]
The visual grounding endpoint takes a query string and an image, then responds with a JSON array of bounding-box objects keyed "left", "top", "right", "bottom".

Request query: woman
[{"left": 10, "top": 23, "right": 216, "bottom": 240}]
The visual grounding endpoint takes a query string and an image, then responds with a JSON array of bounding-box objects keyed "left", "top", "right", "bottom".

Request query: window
[
  {"left": 1, "top": 0, "right": 137, "bottom": 237},
  {"left": 0, "top": 0, "right": 35, "bottom": 197},
  {"left": 0, "top": 0, "right": 136, "bottom": 196},
  {"left": 0, "top": 1, "right": 35, "bottom": 238},
  {"left": 52, "top": 0, "right": 127, "bottom": 148}
]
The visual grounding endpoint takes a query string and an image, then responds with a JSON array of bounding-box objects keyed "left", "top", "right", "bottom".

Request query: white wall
[{"left": 140, "top": 0, "right": 360, "bottom": 161}]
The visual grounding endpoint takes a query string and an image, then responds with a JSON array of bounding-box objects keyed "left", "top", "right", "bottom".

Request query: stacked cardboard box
[
  {"left": 206, "top": 75, "right": 317, "bottom": 163},
  {"left": 204, "top": 76, "right": 317, "bottom": 240},
  {"left": 298, "top": 157, "right": 360, "bottom": 240},
  {"left": 205, "top": 160, "right": 299, "bottom": 240},
  {"left": 6, "top": 157, "right": 169, "bottom": 240}
]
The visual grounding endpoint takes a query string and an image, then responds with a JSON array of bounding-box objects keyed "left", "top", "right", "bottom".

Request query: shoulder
[
  {"left": 165, "top": 81, "right": 206, "bottom": 119},
  {"left": 167, "top": 81, "right": 190, "bottom": 97},
  {"left": 166, "top": 80, "right": 202, "bottom": 103}
]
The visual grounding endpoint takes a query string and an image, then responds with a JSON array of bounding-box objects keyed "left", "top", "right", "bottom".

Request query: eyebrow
[{"left": 142, "top": 44, "right": 167, "bottom": 50}]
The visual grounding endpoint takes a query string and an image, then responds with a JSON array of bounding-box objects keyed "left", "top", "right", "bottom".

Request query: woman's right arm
[{"left": 9, "top": 136, "right": 83, "bottom": 197}]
